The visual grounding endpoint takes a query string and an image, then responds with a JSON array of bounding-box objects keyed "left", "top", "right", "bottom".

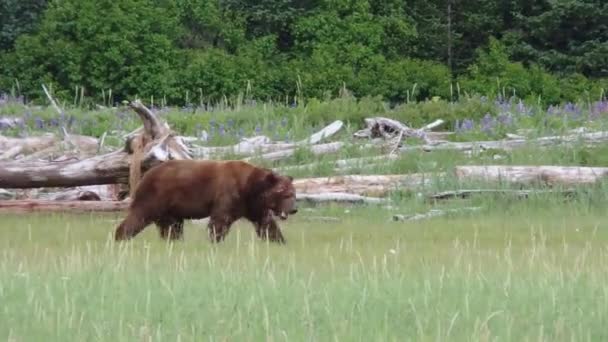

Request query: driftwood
[
  {"left": 400, "top": 131, "right": 608, "bottom": 154},
  {"left": 244, "top": 141, "right": 344, "bottom": 162},
  {"left": 392, "top": 207, "right": 481, "bottom": 222},
  {"left": 0, "top": 200, "right": 129, "bottom": 213},
  {"left": 277, "top": 154, "right": 400, "bottom": 172},
  {"left": 0, "top": 100, "right": 191, "bottom": 189},
  {"left": 0, "top": 191, "right": 385, "bottom": 214},
  {"left": 454, "top": 165, "right": 608, "bottom": 186},
  {"left": 353, "top": 117, "right": 445, "bottom": 144},
  {"left": 293, "top": 173, "right": 440, "bottom": 196},
  {"left": 296, "top": 193, "right": 388, "bottom": 204},
  {"left": 192, "top": 120, "right": 343, "bottom": 158},
  {"left": 429, "top": 189, "right": 577, "bottom": 201}
]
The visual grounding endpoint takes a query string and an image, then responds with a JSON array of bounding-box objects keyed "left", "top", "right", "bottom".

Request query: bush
[{"left": 1, "top": 0, "right": 181, "bottom": 104}]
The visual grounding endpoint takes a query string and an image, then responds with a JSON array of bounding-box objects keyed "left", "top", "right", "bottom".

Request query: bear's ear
[{"left": 286, "top": 175, "right": 294, "bottom": 182}]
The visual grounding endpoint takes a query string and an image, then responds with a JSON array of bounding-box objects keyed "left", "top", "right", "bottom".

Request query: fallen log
[
  {"left": 0, "top": 100, "right": 191, "bottom": 189},
  {"left": 0, "top": 190, "right": 385, "bottom": 213},
  {"left": 429, "top": 188, "right": 577, "bottom": 201},
  {"left": 392, "top": 207, "right": 481, "bottom": 222},
  {"left": 454, "top": 165, "right": 608, "bottom": 186},
  {"left": 277, "top": 154, "right": 400, "bottom": 173},
  {"left": 400, "top": 131, "right": 608, "bottom": 154},
  {"left": 244, "top": 141, "right": 344, "bottom": 162},
  {"left": 191, "top": 120, "right": 343, "bottom": 158},
  {"left": 297, "top": 193, "right": 388, "bottom": 204},
  {"left": 0, "top": 200, "right": 129, "bottom": 213},
  {"left": 293, "top": 173, "right": 441, "bottom": 196},
  {"left": 353, "top": 117, "right": 444, "bottom": 143}
]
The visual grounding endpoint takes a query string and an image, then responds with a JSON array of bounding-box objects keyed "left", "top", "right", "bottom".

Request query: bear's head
[{"left": 260, "top": 172, "right": 298, "bottom": 220}]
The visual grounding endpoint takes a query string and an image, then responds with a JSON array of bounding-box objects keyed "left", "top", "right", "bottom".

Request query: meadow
[
  {"left": 1, "top": 93, "right": 608, "bottom": 340},
  {"left": 1, "top": 197, "right": 607, "bottom": 341}
]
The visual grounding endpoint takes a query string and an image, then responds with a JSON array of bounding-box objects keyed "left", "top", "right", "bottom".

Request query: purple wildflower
[
  {"left": 254, "top": 125, "right": 262, "bottom": 135},
  {"left": 481, "top": 113, "right": 495, "bottom": 133},
  {"left": 218, "top": 124, "right": 225, "bottom": 136},
  {"left": 456, "top": 118, "right": 475, "bottom": 132},
  {"left": 281, "top": 117, "right": 288, "bottom": 127},
  {"left": 34, "top": 117, "right": 44, "bottom": 129}
]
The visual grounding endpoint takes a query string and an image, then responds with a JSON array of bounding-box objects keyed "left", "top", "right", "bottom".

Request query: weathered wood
[
  {"left": 0, "top": 100, "right": 191, "bottom": 189},
  {"left": 392, "top": 207, "right": 481, "bottom": 221},
  {"left": 244, "top": 142, "right": 344, "bottom": 162},
  {"left": 0, "top": 151, "right": 130, "bottom": 188},
  {"left": 353, "top": 117, "right": 442, "bottom": 143},
  {"left": 293, "top": 173, "right": 441, "bottom": 196},
  {"left": 297, "top": 192, "right": 388, "bottom": 204},
  {"left": 429, "top": 188, "right": 577, "bottom": 201},
  {"left": 401, "top": 131, "right": 608, "bottom": 154},
  {"left": 0, "top": 200, "right": 129, "bottom": 213},
  {"left": 454, "top": 165, "right": 608, "bottom": 186},
  {"left": 192, "top": 120, "right": 343, "bottom": 158},
  {"left": 277, "top": 154, "right": 400, "bottom": 173}
]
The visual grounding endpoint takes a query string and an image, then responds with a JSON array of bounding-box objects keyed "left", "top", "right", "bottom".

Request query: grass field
[{"left": 1, "top": 198, "right": 607, "bottom": 341}]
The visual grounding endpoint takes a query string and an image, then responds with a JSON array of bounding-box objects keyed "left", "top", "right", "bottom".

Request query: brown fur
[{"left": 114, "top": 159, "right": 297, "bottom": 243}]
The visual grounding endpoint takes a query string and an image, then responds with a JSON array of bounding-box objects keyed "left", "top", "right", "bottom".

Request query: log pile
[{"left": 2, "top": 110, "right": 608, "bottom": 214}]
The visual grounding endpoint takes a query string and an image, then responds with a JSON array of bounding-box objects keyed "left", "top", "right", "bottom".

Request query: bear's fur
[{"left": 114, "top": 159, "right": 297, "bottom": 243}]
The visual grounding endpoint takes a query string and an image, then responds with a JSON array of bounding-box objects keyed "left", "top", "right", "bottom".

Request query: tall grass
[{"left": 0, "top": 199, "right": 607, "bottom": 341}]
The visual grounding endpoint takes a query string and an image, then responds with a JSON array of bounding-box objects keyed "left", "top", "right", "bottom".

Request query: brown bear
[{"left": 114, "top": 159, "right": 298, "bottom": 243}]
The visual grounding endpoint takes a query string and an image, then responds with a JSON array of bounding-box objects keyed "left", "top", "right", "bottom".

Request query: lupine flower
[
  {"left": 481, "top": 113, "right": 496, "bottom": 133},
  {"left": 34, "top": 117, "right": 44, "bottom": 129},
  {"left": 218, "top": 124, "right": 225, "bottom": 136},
  {"left": 456, "top": 118, "right": 475, "bottom": 132},
  {"left": 281, "top": 117, "right": 288, "bottom": 127},
  {"left": 255, "top": 125, "right": 262, "bottom": 135}
]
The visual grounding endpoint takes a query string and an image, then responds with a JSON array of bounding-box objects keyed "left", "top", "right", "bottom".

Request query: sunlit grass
[{"left": 1, "top": 199, "right": 607, "bottom": 341}]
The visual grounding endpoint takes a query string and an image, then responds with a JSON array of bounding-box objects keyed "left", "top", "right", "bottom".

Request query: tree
[
  {"left": 505, "top": 0, "right": 608, "bottom": 78},
  {"left": 0, "top": 0, "right": 47, "bottom": 51},
  {"left": 1, "top": 0, "right": 182, "bottom": 103}
]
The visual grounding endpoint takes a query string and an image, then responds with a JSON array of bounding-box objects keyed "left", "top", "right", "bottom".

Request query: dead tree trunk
[
  {"left": 454, "top": 165, "right": 608, "bottom": 186},
  {"left": 0, "top": 100, "right": 191, "bottom": 191}
]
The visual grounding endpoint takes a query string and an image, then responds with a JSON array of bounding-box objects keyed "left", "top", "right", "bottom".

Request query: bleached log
[
  {"left": 297, "top": 120, "right": 344, "bottom": 145},
  {"left": 0, "top": 189, "right": 15, "bottom": 200},
  {"left": 353, "top": 117, "right": 440, "bottom": 143},
  {"left": 293, "top": 173, "right": 441, "bottom": 196},
  {"left": 0, "top": 134, "right": 57, "bottom": 154},
  {"left": 400, "top": 131, "right": 608, "bottom": 154},
  {"left": 191, "top": 120, "right": 344, "bottom": 158},
  {"left": 0, "top": 100, "right": 191, "bottom": 189},
  {"left": 454, "top": 165, "right": 608, "bottom": 186},
  {"left": 297, "top": 192, "right": 388, "bottom": 204},
  {"left": 277, "top": 154, "right": 400, "bottom": 172},
  {"left": 244, "top": 142, "right": 344, "bottom": 162},
  {"left": 429, "top": 188, "right": 577, "bottom": 201},
  {"left": 392, "top": 207, "right": 481, "bottom": 221},
  {"left": 0, "top": 150, "right": 130, "bottom": 188},
  {"left": 0, "top": 200, "right": 129, "bottom": 213}
]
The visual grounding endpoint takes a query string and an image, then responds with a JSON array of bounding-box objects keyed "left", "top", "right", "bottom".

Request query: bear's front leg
[
  {"left": 207, "top": 214, "right": 234, "bottom": 243},
  {"left": 255, "top": 217, "right": 286, "bottom": 244}
]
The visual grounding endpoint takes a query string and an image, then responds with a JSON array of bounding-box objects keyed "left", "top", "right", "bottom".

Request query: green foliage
[
  {"left": 0, "top": 0, "right": 47, "bottom": 51},
  {"left": 459, "top": 38, "right": 604, "bottom": 104},
  {"left": 0, "top": 0, "right": 607, "bottom": 105},
  {"left": 504, "top": 0, "right": 608, "bottom": 78},
  {"left": 1, "top": 0, "right": 181, "bottom": 104}
]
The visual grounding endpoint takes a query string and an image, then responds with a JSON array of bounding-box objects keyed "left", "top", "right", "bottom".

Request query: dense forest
[{"left": 0, "top": 0, "right": 607, "bottom": 106}]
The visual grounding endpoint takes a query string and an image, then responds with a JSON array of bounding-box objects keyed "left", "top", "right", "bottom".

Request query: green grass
[{"left": 1, "top": 199, "right": 607, "bottom": 341}]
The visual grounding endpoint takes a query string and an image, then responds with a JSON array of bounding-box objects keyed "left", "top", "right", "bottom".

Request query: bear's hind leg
[
  {"left": 156, "top": 217, "right": 184, "bottom": 241},
  {"left": 115, "top": 212, "right": 150, "bottom": 241}
]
